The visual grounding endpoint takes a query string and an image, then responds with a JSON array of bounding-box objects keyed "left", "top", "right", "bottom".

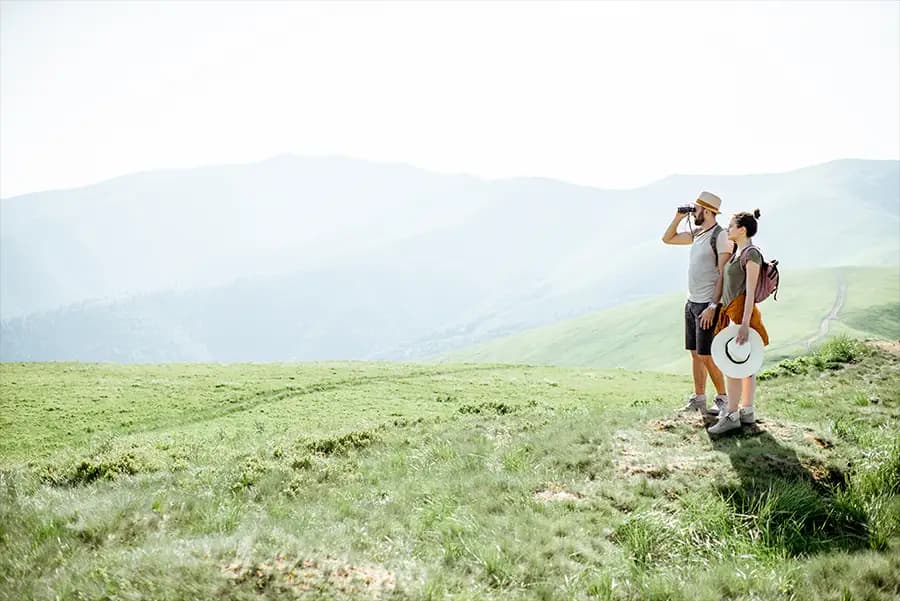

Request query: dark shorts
[{"left": 685, "top": 300, "right": 719, "bottom": 356}]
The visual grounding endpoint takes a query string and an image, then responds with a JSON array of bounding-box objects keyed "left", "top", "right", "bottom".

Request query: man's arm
[
  {"left": 699, "top": 230, "right": 733, "bottom": 328},
  {"left": 711, "top": 230, "right": 733, "bottom": 305},
  {"left": 661, "top": 212, "right": 693, "bottom": 245}
]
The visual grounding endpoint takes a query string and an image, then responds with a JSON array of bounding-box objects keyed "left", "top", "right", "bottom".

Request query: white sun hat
[{"left": 711, "top": 324, "right": 765, "bottom": 378}]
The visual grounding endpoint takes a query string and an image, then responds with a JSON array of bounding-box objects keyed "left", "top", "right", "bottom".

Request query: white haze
[{"left": 2, "top": 0, "right": 898, "bottom": 199}]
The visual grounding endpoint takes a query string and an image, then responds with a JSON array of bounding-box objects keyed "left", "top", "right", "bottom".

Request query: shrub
[
  {"left": 458, "top": 402, "right": 515, "bottom": 415},
  {"left": 305, "top": 429, "right": 380, "bottom": 455},
  {"left": 817, "top": 335, "right": 865, "bottom": 365},
  {"left": 41, "top": 447, "right": 157, "bottom": 486},
  {"left": 232, "top": 455, "right": 268, "bottom": 490},
  {"left": 759, "top": 335, "right": 867, "bottom": 380}
]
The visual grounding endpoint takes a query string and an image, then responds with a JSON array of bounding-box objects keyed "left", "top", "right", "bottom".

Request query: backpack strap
[
  {"left": 738, "top": 244, "right": 763, "bottom": 269},
  {"left": 708, "top": 224, "right": 723, "bottom": 263}
]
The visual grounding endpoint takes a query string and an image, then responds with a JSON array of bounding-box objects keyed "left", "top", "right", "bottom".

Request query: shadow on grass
[{"left": 707, "top": 421, "right": 871, "bottom": 556}]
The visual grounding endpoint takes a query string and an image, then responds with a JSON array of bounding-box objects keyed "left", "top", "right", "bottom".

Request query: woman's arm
[{"left": 738, "top": 260, "right": 761, "bottom": 343}]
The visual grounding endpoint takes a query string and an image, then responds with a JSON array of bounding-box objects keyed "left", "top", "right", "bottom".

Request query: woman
[{"left": 707, "top": 209, "right": 769, "bottom": 435}]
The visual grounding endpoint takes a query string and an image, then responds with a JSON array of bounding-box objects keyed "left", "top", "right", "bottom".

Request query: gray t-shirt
[{"left": 687, "top": 225, "right": 728, "bottom": 303}]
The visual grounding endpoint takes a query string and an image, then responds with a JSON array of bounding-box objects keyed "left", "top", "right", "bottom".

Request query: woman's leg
[
  {"left": 709, "top": 376, "right": 745, "bottom": 433},
  {"left": 741, "top": 375, "right": 757, "bottom": 407},
  {"left": 726, "top": 377, "right": 742, "bottom": 413}
]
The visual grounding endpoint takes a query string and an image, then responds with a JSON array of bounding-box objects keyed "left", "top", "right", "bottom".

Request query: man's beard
[{"left": 694, "top": 212, "right": 705, "bottom": 226}]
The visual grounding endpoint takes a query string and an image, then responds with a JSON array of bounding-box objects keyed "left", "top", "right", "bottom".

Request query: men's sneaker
[
  {"left": 707, "top": 395, "right": 728, "bottom": 416},
  {"left": 680, "top": 393, "right": 708, "bottom": 412},
  {"left": 739, "top": 406, "right": 756, "bottom": 425},
  {"left": 708, "top": 411, "right": 741, "bottom": 435}
]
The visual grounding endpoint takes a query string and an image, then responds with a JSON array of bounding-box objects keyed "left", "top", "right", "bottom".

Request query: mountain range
[{"left": 1, "top": 156, "right": 897, "bottom": 363}]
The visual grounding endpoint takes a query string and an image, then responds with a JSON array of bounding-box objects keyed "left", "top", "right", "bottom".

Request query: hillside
[
  {"left": 1, "top": 158, "right": 898, "bottom": 363},
  {"left": 1, "top": 340, "right": 898, "bottom": 600},
  {"left": 440, "top": 266, "right": 900, "bottom": 372}
]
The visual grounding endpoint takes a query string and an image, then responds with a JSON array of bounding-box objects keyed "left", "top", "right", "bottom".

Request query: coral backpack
[{"left": 739, "top": 244, "right": 780, "bottom": 303}]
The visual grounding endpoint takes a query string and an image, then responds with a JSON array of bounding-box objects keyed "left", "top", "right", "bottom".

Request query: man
[{"left": 661, "top": 191, "right": 732, "bottom": 415}]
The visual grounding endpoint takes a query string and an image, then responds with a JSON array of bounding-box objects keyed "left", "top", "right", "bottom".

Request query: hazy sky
[{"left": 1, "top": 0, "right": 898, "bottom": 198}]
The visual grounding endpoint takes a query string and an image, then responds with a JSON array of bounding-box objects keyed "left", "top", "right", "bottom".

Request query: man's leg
[
  {"left": 683, "top": 302, "right": 709, "bottom": 411},
  {"left": 685, "top": 301, "right": 705, "bottom": 395},
  {"left": 695, "top": 306, "right": 726, "bottom": 415},
  {"left": 700, "top": 355, "right": 725, "bottom": 396},
  {"left": 691, "top": 350, "right": 707, "bottom": 395}
]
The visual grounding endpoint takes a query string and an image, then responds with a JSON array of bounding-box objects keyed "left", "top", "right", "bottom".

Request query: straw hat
[
  {"left": 696, "top": 191, "right": 722, "bottom": 214},
  {"left": 711, "top": 324, "right": 765, "bottom": 378}
]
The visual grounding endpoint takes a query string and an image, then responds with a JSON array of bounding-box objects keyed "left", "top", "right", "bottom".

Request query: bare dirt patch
[
  {"left": 223, "top": 554, "right": 396, "bottom": 598},
  {"left": 649, "top": 411, "right": 708, "bottom": 433},
  {"left": 613, "top": 422, "right": 711, "bottom": 479},
  {"left": 618, "top": 453, "right": 708, "bottom": 479},
  {"left": 805, "top": 433, "right": 835, "bottom": 449},
  {"left": 737, "top": 419, "right": 815, "bottom": 443},
  {"left": 870, "top": 339, "right": 900, "bottom": 355},
  {"left": 534, "top": 483, "right": 583, "bottom": 502},
  {"left": 619, "top": 412, "right": 840, "bottom": 482}
]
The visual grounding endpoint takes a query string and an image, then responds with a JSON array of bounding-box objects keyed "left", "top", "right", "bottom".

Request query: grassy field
[
  {"left": 440, "top": 266, "right": 900, "bottom": 374},
  {"left": 1, "top": 337, "right": 898, "bottom": 600}
]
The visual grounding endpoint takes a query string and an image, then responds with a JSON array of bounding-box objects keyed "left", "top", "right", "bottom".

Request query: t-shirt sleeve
[
  {"left": 745, "top": 248, "right": 763, "bottom": 265},
  {"left": 716, "top": 231, "right": 732, "bottom": 255}
]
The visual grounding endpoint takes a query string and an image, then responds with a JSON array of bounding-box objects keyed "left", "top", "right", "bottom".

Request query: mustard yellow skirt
[{"left": 714, "top": 293, "right": 770, "bottom": 346}]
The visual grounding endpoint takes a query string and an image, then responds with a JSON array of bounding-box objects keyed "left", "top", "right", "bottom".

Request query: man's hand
[
  {"left": 700, "top": 306, "right": 716, "bottom": 329},
  {"left": 736, "top": 323, "right": 750, "bottom": 344}
]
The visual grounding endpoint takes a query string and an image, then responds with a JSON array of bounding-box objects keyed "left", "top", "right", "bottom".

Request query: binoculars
[{"left": 677, "top": 205, "right": 695, "bottom": 214}]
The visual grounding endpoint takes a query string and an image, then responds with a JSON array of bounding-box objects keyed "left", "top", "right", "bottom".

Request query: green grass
[
  {"left": 440, "top": 266, "right": 900, "bottom": 373},
  {"left": 758, "top": 335, "right": 872, "bottom": 380},
  {"left": 1, "top": 342, "right": 899, "bottom": 600}
]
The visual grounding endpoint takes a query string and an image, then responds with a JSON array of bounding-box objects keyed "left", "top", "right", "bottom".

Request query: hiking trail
[{"left": 806, "top": 280, "right": 847, "bottom": 350}]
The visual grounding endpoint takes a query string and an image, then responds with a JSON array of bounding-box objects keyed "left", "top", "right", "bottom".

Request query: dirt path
[{"left": 807, "top": 280, "right": 847, "bottom": 351}]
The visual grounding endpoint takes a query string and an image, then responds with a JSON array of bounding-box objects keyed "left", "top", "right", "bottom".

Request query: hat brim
[
  {"left": 711, "top": 324, "right": 764, "bottom": 378},
  {"left": 695, "top": 199, "right": 721, "bottom": 214}
]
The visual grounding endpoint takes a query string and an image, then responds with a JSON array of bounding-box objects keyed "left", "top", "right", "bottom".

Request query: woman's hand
[{"left": 737, "top": 323, "right": 750, "bottom": 344}]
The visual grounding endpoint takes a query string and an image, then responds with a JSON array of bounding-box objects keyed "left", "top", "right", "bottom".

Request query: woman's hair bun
[{"left": 753, "top": 208, "right": 761, "bottom": 219}]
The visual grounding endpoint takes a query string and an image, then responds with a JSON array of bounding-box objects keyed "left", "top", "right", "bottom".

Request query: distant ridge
[{"left": 1, "top": 158, "right": 897, "bottom": 362}]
